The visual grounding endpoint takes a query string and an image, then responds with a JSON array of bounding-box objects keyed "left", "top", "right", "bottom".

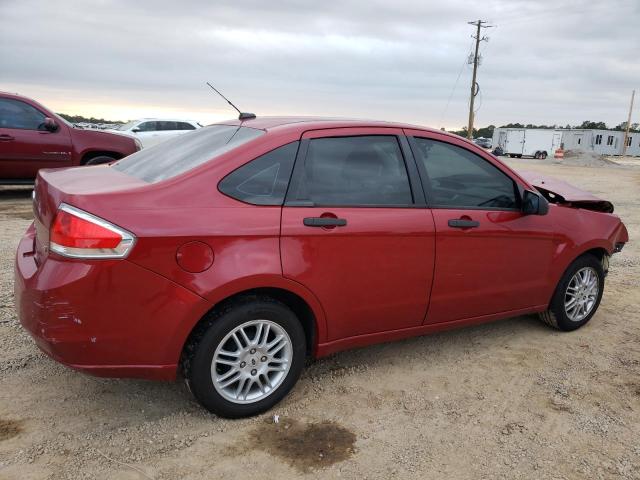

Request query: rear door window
[
  {"left": 178, "top": 122, "right": 196, "bottom": 130},
  {"left": 289, "top": 135, "right": 413, "bottom": 206},
  {"left": 219, "top": 142, "right": 299, "bottom": 205},
  {"left": 411, "top": 137, "right": 518, "bottom": 209},
  {"left": 113, "top": 125, "right": 264, "bottom": 183},
  {"left": 136, "top": 121, "right": 157, "bottom": 132},
  {"left": 158, "top": 121, "right": 178, "bottom": 131}
]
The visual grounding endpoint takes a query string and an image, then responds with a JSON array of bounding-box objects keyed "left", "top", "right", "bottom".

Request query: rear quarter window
[
  {"left": 218, "top": 142, "right": 299, "bottom": 205},
  {"left": 113, "top": 125, "right": 264, "bottom": 183}
]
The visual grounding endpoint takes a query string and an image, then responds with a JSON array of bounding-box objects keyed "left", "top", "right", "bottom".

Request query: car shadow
[
  {"left": 304, "top": 314, "right": 550, "bottom": 375},
  {"left": 0, "top": 186, "right": 33, "bottom": 201}
]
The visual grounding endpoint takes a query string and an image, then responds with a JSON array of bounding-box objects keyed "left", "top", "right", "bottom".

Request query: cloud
[{"left": 0, "top": 0, "right": 638, "bottom": 127}]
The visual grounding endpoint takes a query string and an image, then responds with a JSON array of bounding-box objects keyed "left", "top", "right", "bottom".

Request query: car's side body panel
[
  {"left": 426, "top": 208, "right": 558, "bottom": 323},
  {"left": 0, "top": 125, "right": 73, "bottom": 178},
  {"left": 281, "top": 205, "right": 436, "bottom": 340},
  {"left": 14, "top": 118, "right": 629, "bottom": 380}
]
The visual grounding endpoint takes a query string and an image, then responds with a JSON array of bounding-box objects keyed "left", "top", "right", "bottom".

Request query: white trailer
[{"left": 492, "top": 128, "right": 563, "bottom": 159}]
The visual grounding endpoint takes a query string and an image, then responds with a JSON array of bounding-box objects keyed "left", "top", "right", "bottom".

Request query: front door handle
[
  {"left": 303, "top": 217, "right": 347, "bottom": 227},
  {"left": 0, "top": 134, "right": 15, "bottom": 142},
  {"left": 448, "top": 218, "right": 479, "bottom": 228}
]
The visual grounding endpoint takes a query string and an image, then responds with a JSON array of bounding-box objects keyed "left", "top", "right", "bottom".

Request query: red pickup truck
[{"left": 0, "top": 92, "right": 140, "bottom": 183}]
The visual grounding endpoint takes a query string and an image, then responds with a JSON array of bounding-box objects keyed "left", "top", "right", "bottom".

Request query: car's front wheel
[
  {"left": 539, "top": 254, "right": 605, "bottom": 331},
  {"left": 84, "top": 155, "right": 117, "bottom": 165},
  {"left": 183, "top": 296, "right": 306, "bottom": 418}
]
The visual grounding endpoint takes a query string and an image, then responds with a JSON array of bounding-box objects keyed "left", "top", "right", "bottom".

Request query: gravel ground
[{"left": 0, "top": 155, "right": 639, "bottom": 480}]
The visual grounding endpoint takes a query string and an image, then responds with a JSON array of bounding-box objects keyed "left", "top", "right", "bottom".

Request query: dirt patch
[
  {"left": 0, "top": 188, "right": 32, "bottom": 201},
  {"left": 0, "top": 419, "right": 23, "bottom": 441},
  {"left": 558, "top": 151, "right": 620, "bottom": 167},
  {"left": 626, "top": 382, "right": 640, "bottom": 396},
  {"left": 500, "top": 422, "right": 526, "bottom": 435},
  {"left": 249, "top": 417, "right": 356, "bottom": 472},
  {"left": 0, "top": 206, "right": 34, "bottom": 220}
]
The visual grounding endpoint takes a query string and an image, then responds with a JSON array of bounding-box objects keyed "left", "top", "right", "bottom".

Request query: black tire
[
  {"left": 534, "top": 152, "right": 541, "bottom": 159},
  {"left": 541, "top": 151, "right": 548, "bottom": 159},
  {"left": 182, "top": 296, "right": 306, "bottom": 418},
  {"left": 84, "top": 155, "right": 116, "bottom": 165},
  {"left": 539, "top": 254, "right": 605, "bottom": 331}
]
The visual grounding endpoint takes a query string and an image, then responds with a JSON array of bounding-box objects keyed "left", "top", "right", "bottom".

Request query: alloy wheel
[
  {"left": 211, "top": 320, "right": 292, "bottom": 404},
  {"left": 564, "top": 267, "right": 599, "bottom": 322}
]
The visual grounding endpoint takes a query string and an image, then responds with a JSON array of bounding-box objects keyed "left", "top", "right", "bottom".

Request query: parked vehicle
[
  {"left": 0, "top": 92, "right": 140, "bottom": 183},
  {"left": 473, "top": 137, "right": 492, "bottom": 149},
  {"left": 15, "top": 117, "right": 628, "bottom": 418},
  {"left": 492, "top": 127, "right": 563, "bottom": 159},
  {"left": 111, "top": 119, "right": 201, "bottom": 148}
]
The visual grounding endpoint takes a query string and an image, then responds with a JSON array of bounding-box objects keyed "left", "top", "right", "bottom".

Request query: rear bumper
[{"left": 15, "top": 224, "right": 210, "bottom": 380}]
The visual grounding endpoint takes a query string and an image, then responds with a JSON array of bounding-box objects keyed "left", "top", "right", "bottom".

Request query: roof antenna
[{"left": 206, "top": 82, "right": 256, "bottom": 121}]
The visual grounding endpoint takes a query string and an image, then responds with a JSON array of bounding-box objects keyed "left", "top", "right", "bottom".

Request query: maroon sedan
[
  {"left": 15, "top": 117, "right": 628, "bottom": 417},
  {"left": 0, "top": 91, "right": 140, "bottom": 183}
]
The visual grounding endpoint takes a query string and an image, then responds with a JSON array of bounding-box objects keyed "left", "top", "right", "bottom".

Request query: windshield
[
  {"left": 113, "top": 125, "right": 265, "bottom": 183},
  {"left": 116, "top": 120, "right": 138, "bottom": 131}
]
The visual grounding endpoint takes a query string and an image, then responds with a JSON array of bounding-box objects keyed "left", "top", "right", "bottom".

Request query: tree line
[
  {"left": 57, "top": 113, "right": 125, "bottom": 125},
  {"left": 450, "top": 121, "right": 640, "bottom": 138}
]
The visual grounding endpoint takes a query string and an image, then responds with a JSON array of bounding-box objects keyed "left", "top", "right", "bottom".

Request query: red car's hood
[{"left": 519, "top": 171, "right": 614, "bottom": 213}]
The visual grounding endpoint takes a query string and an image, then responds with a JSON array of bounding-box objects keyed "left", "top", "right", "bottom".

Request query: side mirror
[
  {"left": 43, "top": 117, "right": 58, "bottom": 132},
  {"left": 522, "top": 189, "right": 549, "bottom": 215},
  {"left": 131, "top": 128, "right": 141, "bottom": 133}
]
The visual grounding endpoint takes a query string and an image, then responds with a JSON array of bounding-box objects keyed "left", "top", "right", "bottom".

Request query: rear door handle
[
  {"left": 303, "top": 217, "right": 347, "bottom": 227},
  {"left": 448, "top": 219, "right": 479, "bottom": 228},
  {"left": 0, "top": 134, "right": 15, "bottom": 142}
]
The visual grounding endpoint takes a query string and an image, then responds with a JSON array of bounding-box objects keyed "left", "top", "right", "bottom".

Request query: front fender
[{"left": 546, "top": 210, "right": 628, "bottom": 305}]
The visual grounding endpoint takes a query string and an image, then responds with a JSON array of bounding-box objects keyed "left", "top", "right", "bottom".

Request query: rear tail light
[{"left": 50, "top": 203, "right": 135, "bottom": 259}]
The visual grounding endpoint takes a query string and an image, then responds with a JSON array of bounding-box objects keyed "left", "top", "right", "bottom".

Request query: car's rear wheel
[
  {"left": 539, "top": 254, "right": 605, "bottom": 331},
  {"left": 183, "top": 296, "right": 306, "bottom": 418}
]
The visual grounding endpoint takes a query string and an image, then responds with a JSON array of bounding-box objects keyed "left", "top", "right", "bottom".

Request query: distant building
[
  {"left": 623, "top": 131, "right": 640, "bottom": 156},
  {"left": 560, "top": 129, "right": 626, "bottom": 156}
]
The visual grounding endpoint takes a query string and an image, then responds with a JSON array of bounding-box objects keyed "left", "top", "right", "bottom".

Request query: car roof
[
  {"left": 0, "top": 91, "right": 22, "bottom": 98},
  {"left": 213, "top": 116, "right": 449, "bottom": 137},
  {"left": 0, "top": 91, "right": 43, "bottom": 105}
]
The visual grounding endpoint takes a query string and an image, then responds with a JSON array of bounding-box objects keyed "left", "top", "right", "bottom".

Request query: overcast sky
[{"left": 1, "top": 0, "right": 638, "bottom": 129}]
